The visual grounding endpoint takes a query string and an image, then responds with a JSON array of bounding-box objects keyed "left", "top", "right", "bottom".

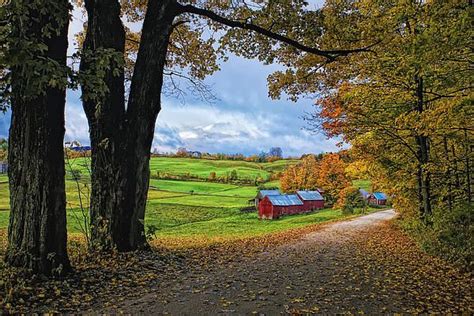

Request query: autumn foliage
[{"left": 280, "top": 153, "right": 350, "bottom": 205}]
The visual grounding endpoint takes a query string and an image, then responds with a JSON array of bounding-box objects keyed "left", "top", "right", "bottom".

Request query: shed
[
  {"left": 296, "top": 190, "right": 325, "bottom": 210},
  {"left": 359, "top": 189, "right": 369, "bottom": 200},
  {"left": 368, "top": 192, "right": 387, "bottom": 205},
  {"left": 254, "top": 189, "right": 281, "bottom": 208},
  {"left": 258, "top": 194, "right": 304, "bottom": 219}
]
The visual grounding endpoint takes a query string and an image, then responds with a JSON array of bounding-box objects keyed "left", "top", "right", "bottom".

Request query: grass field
[{"left": 0, "top": 157, "right": 373, "bottom": 246}]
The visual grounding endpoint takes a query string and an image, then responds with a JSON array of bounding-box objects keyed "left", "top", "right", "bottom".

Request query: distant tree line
[
  {"left": 151, "top": 169, "right": 279, "bottom": 186},
  {"left": 159, "top": 146, "right": 285, "bottom": 162}
]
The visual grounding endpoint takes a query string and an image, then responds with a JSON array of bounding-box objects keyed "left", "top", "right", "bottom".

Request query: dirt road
[{"left": 101, "top": 210, "right": 472, "bottom": 314}]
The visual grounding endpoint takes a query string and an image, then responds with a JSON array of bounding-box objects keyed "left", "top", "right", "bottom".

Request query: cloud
[
  {"left": 64, "top": 91, "right": 90, "bottom": 145},
  {"left": 152, "top": 95, "right": 338, "bottom": 157},
  {"left": 0, "top": 1, "right": 341, "bottom": 157}
]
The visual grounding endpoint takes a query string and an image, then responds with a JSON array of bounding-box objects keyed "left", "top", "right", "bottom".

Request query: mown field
[{"left": 0, "top": 157, "right": 372, "bottom": 246}]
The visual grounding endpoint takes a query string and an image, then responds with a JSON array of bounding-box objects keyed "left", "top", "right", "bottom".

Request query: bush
[
  {"left": 342, "top": 204, "right": 354, "bottom": 215},
  {"left": 336, "top": 186, "right": 366, "bottom": 210},
  {"left": 401, "top": 203, "right": 473, "bottom": 270},
  {"left": 229, "top": 169, "right": 238, "bottom": 180}
]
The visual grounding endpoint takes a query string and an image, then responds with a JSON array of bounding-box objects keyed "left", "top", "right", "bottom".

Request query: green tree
[
  {"left": 270, "top": 0, "right": 472, "bottom": 222},
  {"left": 1, "top": 0, "right": 71, "bottom": 275}
]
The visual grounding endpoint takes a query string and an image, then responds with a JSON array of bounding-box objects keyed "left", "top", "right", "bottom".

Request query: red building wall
[
  {"left": 259, "top": 196, "right": 321, "bottom": 220},
  {"left": 368, "top": 197, "right": 386, "bottom": 206},
  {"left": 258, "top": 198, "right": 274, "bottom": 219},
  {"left": 302, "top": 200, "right": 324, "bottom": 210}
]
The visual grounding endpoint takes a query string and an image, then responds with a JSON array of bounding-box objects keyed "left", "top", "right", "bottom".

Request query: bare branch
[{"left": 177, "top": 3, "right": 380, "bottom": 61}]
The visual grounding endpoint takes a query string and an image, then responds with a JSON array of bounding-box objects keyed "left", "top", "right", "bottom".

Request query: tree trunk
[
  {"left": 80, "top": 0, "right": 127, "bottom": 251},
  {"left": 414, "top": 75, "right": 432, "bottom": 221},
  {"left": 443, "top": 137, "right": 453, "bottom": 212},
  {"left": 80, "top": 0, "right": 177, "bottom": 251},
  {"left": 119, "top": 0, "right": 178, "bottom": 250},
  {"left": 464, "top": 129, "right": 472, "bottom": 204},
  {"left": 5, "top": 0, "right": 71, "bottom": 275}
]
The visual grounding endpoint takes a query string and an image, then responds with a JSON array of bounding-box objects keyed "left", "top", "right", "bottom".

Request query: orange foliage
[
  {"left": 317, "top": 94, "right": 345, "bottom": 138},
  {"left": 280, "top": 155, "right": 320, "bottom": 192},
  {"left": 280, "top": 153, "right": 351, "bottom": 204},
  {"left": 318, "top": 153, "right": 351, "bottom": 201}
]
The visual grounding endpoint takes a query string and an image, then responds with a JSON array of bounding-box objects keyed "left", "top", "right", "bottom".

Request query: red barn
[
  {"left": 254, "top": 189, "right": 281, "bottom": 209},
  {"left": 258, "top": 194, "right": 304, "bottom": 219},
  {"left": 367, "top": 192, "right": 388, "bottom": 206},
  {"left": 296, "top": 190, "right": 325, "bottom": 210}
]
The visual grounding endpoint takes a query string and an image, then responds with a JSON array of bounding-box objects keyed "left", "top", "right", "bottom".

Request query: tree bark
[
  {"left": 5, "top": 0, "right": 71, "bottom": 275},
  {"left": 463, "top": 129, "right": 472, "bottom": 204},
  {"left": 120, "top": 0, "right": 178, "bottom": 250},
  {"left": 414, "top": 75, "right": 432, "bottom": 221},
  {"left": 443, "top": 136, "right": 453, "bottom": 212},
  {"left": 80, "top": 0, "right": 127, "bottom": 251},
  {"left": 80, "top": 0, "right": 176, "bottom": 251}
]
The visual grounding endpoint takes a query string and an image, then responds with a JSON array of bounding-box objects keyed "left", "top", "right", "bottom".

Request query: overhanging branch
[{"left": 177, "top": 3, "right": 379, "bottom": 61}]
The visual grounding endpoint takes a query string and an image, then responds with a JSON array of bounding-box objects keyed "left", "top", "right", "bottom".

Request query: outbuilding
[
  {"left": 359, "top": 189, "right": 369, "bottom": 200},
  {"left": 368, "top": 192, "right": 388, "bottom": 205},
  {"left": 254, "top": 189, "right": 281, "bottom": 209},
  {"left": 258, "top": 194, "right": 304, "bottom": 219},
  {"left": 296, "top": 190, "right": 324, "bottom": 210}
]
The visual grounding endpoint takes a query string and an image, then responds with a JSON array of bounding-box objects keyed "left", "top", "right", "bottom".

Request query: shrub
[
  {"left": 401, "top": 203, "right": 473, "bottom": 270},
  {"left": 208, "top": 171, "right": 216, "bottom": 181},
  {"left": 336, "top": 186, "right": 365, "bottom": 210}
]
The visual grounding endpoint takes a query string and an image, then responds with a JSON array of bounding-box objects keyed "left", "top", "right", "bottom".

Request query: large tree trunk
[
  {"left": 80, "top": 0, "right": 127, "bottom": 251},
  {"left": 120, "top": 0, "right": 178, "bottom": 250},
  {"left": 5, "top": 0, "right": 71, "bottom": 275},
  {"left": 80, "top": 0, "right": 176, "bottom": 251}
]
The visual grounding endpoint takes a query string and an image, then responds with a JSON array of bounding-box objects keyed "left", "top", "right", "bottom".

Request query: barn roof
[
  {"left": 258, "top": 190, "right": 281, "bottom": 198},
  {"left": 267, "top": 194, "right": 303, "bottom": 206},
  {"left": 372, "top": 192, "right": 387, "bottom": 200},
  {"left": 297, "top": 190, "right": 324, "bottom": 201},
  {"left": 359, "top": 189, "right": 369, "bottom": 198}
]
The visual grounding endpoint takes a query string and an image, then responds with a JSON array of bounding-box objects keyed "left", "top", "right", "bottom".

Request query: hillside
[{"left": 0, "top": 157, "right": 373, "bottom": 246}]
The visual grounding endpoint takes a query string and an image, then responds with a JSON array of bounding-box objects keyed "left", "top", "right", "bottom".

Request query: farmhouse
[
  {"left": 368, "top": 192, "right": 388, "bottom": 205},
  {"left": 188, "top": 151, "right": 202, "bottom": 158},
  {"left": 258, "top": 194, "right": 304, "bottom": 219},
  {"left": 254, "top": 189, "right": 280, "bottom": 208},
  {"left": 296, "top": 190, "right": 324, "bottom": 210}
]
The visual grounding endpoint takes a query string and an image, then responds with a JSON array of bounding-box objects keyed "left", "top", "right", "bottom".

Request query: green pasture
[
  {"left": 0, "top": 156, "right": 373, "bottom": 245},
  {"left": 68, "top": 157, "right": 298, "bottom": 181},
  {"left": 352, "top": 179, "right": 371, "bottom": 191},
  {"left": 149, "top": 157, "right": 298, "bottom": 179}
]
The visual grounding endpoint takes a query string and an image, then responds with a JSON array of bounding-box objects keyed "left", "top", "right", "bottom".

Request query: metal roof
[
  {"left": 373, "top": 192, "right": 387, "bottom": 200},
  {"left": 359, "top": 189, "right": 369, "bottom": 198},
  {"left": 267, "top": 194, "right": 303, "bottom": 206},
  {"left": 258, "top": 190, "right": 281, "bottom": 198},
  {"left": 297, "top": 190, "right": 324, "bottom": 201}
]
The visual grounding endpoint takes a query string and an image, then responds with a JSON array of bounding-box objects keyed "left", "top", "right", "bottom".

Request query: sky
[{"left": 0, "top": 0, "right": 338, "bottom": 158}]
